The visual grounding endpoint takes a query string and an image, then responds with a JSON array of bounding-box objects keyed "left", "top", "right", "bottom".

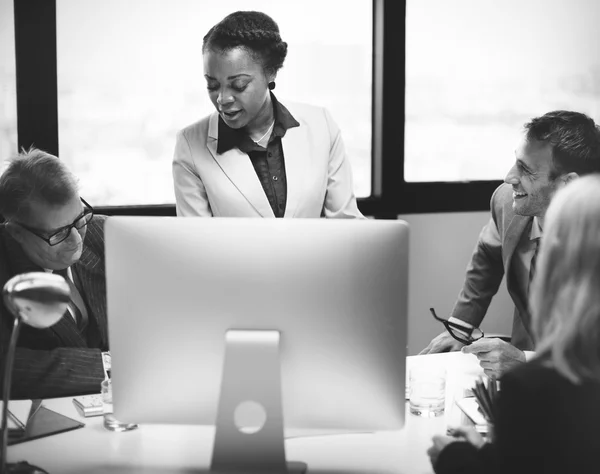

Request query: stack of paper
[{"left": 455, "top": 396, "right": 489, "bottom": 434}]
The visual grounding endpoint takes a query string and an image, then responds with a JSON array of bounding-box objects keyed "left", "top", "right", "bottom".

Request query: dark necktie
[
  {"left": 528, "top": 238, "right": 540, "bottom": 290},
  {"left": 55, "top": 268, "right": 89, "bottom": 331}
]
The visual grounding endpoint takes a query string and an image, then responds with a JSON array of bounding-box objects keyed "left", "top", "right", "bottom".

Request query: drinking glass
[
  {"left": 409, "top": 365, "right": 446, "bottom": 417},
  {"left": 100, "top": 379, "right": 138, "bottom": 432}
]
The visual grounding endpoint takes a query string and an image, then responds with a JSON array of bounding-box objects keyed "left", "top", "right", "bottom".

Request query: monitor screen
[{"left": 105, "top": 217, "right": 408, "bottom": 436}]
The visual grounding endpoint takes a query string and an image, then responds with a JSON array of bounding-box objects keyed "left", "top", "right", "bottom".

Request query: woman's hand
[
  {"left": 427, "top": 434, "right": 458, "bottom": 468},
  {"left": 427, "top": 426, "right": 486, "bottom": 469},
  {"left": 447, "top": 426, "right": 486, "bottom": 447}
]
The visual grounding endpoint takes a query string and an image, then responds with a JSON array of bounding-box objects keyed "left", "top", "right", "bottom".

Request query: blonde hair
[{"left": 530, "top": 173, "right": 600, "bottom": 384}]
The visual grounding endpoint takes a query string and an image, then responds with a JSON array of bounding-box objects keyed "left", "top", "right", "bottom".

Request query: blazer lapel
[
  {"left": 48, "top": 267, "right": 88, "bottom": 347},
  {"left": 207, "top": 113, "right": 274, "bottom": 217},
  {"left": 48, "top": 315, "right": 87, "bottom": 346},
  {"left": 502, "top": 215, "right": 530, "bottom": 279},
  {"left": 74, "top": 236, "right": 108, "bottom": 347},
  {"left": 282, "top": 124, "right": 310, "bottom": 218},
  {"left": 503, "top": 215, "right": 532, "bottom": 315},
  {"left": 3, "top": 233, "right": 87, "bottom": 347}
]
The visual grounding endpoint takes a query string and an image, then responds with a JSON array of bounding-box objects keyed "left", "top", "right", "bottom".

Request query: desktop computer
[{"left": 105, "top": 217, "right": 409, "bottom": 473}]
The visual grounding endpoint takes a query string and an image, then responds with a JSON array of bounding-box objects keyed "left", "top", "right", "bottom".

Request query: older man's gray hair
[{"left": 0, "top": 147, "right": 79, "bottom": 221}]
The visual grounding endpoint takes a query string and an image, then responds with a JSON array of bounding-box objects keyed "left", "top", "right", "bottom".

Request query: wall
[{"left": 398, "top": 211, "right": 513, "bottom": 355}]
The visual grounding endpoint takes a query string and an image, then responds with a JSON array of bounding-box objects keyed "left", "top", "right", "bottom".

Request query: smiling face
[
  {"left": 203, "top": 47, "right": 274, "bottom": 132},
  {"left": 9, "top": 194, "right": 87, "bottom": 270},
  {"left": 504, "top": 137, "right": 559, "bottom": 217}
]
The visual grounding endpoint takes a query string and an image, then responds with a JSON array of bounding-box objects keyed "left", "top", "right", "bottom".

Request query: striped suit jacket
[{"left": 0, "top": 216, "right": 108, "bottom": 399}]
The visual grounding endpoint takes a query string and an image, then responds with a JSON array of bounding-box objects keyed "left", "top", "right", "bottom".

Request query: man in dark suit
[
  {"left": 0, "top": 147, "right": 109, "bottom": 399},
  {"left": 420, "top": 110, "right": 600, "bottom": 377}
]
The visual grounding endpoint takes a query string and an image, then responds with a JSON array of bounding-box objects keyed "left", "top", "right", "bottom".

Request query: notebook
[
  {"left": 455, "top": 396, "right": 489, "bottom": 434},
  {"left": 6, "top": 401, "right": 84, "bottom": 446},
  {"left": 1, "top": 400, "right": 33, "bottom": 426}
]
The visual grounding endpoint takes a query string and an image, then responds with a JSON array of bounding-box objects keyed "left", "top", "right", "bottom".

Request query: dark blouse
[
  {"left": 216, "top": 93, "right": 300, "bottom": 217},
  {"left": 435, "top": 357, "right": 600, "bottom": 474}
]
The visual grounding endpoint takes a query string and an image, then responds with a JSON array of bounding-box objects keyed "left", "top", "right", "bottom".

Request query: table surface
[{"left": 8, "top": 352, "right": 485, "bottom": 474}]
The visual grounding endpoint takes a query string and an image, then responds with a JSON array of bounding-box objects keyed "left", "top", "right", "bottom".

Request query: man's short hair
[
  {"left": 0, "top": 147, "right": 78, "bottom": 221},
  {"left": 524, "top": 110, "right": 600, "bottom": 179}
]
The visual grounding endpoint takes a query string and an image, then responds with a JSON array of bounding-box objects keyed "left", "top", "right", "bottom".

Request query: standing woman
[{"left": 173, "top": 11, "right": 364, "bottom": 218}]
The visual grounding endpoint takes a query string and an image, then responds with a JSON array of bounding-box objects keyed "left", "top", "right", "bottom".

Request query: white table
[{"left": 8, "top": 352, "right": 485, "bottom": 474}]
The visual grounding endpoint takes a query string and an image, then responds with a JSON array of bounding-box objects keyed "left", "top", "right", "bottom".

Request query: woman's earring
[{"left": 268, "top": 81, "right": 276, "bottom": 90}]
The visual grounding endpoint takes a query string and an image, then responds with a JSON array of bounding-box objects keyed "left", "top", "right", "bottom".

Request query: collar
[
  {"left": 48, "top": 266, "right": 73, "bottom": 281},
  {"left": 216, "top": 92, "right": 300, "bottom": 155},
  {"left": 3, "top": 228, "right": 44, "bottom": 275},
  {"left": 530, "top": 216, "right": 543, "bottom": 240}
]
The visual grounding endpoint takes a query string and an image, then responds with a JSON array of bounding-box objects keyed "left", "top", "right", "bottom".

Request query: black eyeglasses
[
  {"left": 18, "top": 198, "right": 95, "bottom": 247},
  {"left": 429, "top": 308, "right": 484, "bottom": 345}
]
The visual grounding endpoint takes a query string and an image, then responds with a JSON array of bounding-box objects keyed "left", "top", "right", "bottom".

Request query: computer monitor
[{"left": 105, "top": 217, "right": 408, "bottom": 472}]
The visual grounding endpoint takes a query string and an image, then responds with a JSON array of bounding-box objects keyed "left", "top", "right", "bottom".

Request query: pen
[{"left": 473, "top": 378, "right": 495, "bottom": 424}]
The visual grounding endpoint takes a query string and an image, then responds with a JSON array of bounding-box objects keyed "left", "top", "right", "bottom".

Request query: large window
[
  {"left": 405, "top": 0, "right": 600, "bottom": 183},
  {"left": 56, "top": 0, "right": 373, "bottom": 206},
  {"left": 0, "top": 0, "right": 17, "bottom": 165}
]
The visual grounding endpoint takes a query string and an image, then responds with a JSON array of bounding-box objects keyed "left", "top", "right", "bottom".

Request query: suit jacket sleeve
[
  {"left": 0, "top": 301, "right": 105, "bottom": 400},
  {"left": 8, "top": 346, "right": 105, "bottom": 400},
  {"left": 321, "top": 108, "right": 365, "bottom": 219},
  {"left": 434, "top": 441, "right": 496, "bottom": 474},
  {"left": 449, "top": 186, "right": 505, "bottom": 327},
  {"left": 173, "top": 129, "right": 213, "bottom": 217}
]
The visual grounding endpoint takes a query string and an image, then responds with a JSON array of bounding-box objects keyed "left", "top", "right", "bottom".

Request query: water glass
[
  {"left": 100, "top": 379, "right": 138, "bottom": 432},
  {"left": 409, "top": 365, "right": 446, "bottom": 417}
]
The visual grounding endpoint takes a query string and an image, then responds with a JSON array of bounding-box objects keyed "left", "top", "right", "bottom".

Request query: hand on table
[
  {"left": 427, "top": 426, "right": 485, "bottom": 471},
  {"left": 462, "top": 338, "right": 525, "bottom": 378},
  {"left": 419, "top": 331, "right": 465, "bottom": 355},
  {"left": 446, "top": 426, "right": 485, "bottom": 447},
  {"left": 426, "top": 434, "right": 457, "bottom": 469}
]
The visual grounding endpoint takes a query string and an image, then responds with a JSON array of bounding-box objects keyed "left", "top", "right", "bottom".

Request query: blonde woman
[{"left": 428, "top": 173, "right": 600, "bottom": 474}]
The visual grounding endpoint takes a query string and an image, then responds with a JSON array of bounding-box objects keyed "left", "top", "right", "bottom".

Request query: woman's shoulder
[
  {"left": 279, "top": 99, "right": 330, "bottom": 122},
  {"left": 278, "top": 100, "right": 343, "bottom": 140},
  {"left": 503, "top": 357, "right": 557, "bottom": 383},
  {"left": 176, "top": 113, "right": 217, "bottom": 145},
  {"left": 282, "top": 99, "right": 324, "bottom": 112},
  {"left": 500, "top": 357, "right": 596, "bottom": 399},
  {"left": 179, "top": 112, "right": 217, "bottom": 135}
]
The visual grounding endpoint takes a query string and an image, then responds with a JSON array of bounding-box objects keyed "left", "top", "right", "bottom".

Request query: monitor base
[
  {"left": 211, "top": 330, "right": 308, "bottom": 474},
  {"left": 286, "top": 461, "right": 309, "bottom": 473},
  {"left": 210, "top": 462, "right": 307, "bottom": 474},
  {"left": 4, "top": 461, "right": 49, "bottom": 473}
]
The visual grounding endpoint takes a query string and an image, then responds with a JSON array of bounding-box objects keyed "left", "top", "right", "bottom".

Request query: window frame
[
  {"left": 379, "top": 1, "right": 502, "bottom": 214},
  {"left": 13, "top": 0, "right": 501, "bottom": 217}
]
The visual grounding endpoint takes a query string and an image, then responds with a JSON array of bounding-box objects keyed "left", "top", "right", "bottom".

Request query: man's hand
[
  {"left": 419, "top": 331, "right": 465, "bottom": 355},
  {"left": 462, "top": 338, "right": 525, "bottom": 377}
]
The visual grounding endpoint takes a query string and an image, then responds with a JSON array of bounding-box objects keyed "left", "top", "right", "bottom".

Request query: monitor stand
[{"left": 210, "top": 330, "right": 307, "bottom": 474}]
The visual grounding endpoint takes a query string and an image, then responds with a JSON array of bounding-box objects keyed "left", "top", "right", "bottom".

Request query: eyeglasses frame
[
  {"left": 429, "top": 307, "right": 484, "bottom": 346},
  {"left": 16, "top": 197, "right": 95, "bottom": 247}
]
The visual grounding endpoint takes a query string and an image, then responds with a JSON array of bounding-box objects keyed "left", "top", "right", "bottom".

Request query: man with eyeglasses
[
  {"left": 0, "top": 147, "right": 110, "bottom": 399},
  {"left": 420, "top": 111, "right": 600, "bottom": 378}
]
